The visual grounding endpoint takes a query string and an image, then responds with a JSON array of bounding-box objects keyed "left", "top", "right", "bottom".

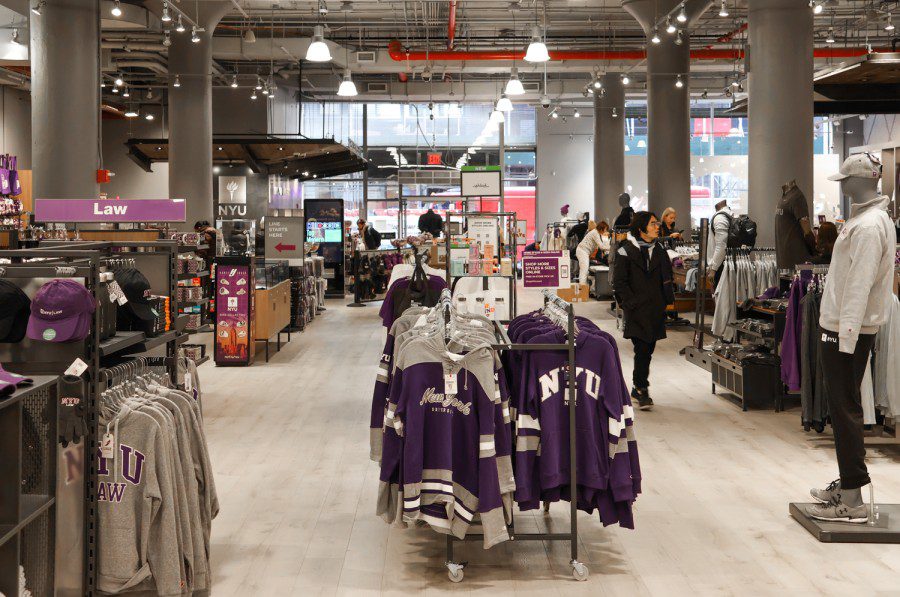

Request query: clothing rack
[{"left": 444, "top": 289, "right": 588, "bottom": 583}]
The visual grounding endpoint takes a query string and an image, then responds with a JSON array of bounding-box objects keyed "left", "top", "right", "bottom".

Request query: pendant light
[
  {"left": 244, "top": 28, "right": 256, "bottom": 43},
  {"left": 573, "top": 109, "right": 580, "bottom": 118},
  {"left": 650, "top": 28, "right": 661, "bottom": 44},
  {"left": 675, "top": 74, "right": 684, "bottom": 88},
  {"left": 255, "top": 78, "right": 263, "bottom": 90},
  {"left": 124, "top": 106, "right": 138, "bottom": 118},
  {"left": 250, "top": 89, "right": 257, "bottom": 100},
  {"left": 191, "top": 26, "right": 201, "bottom": 43},
  {"left": 676, "top": 3, "right": 687, "bottom": 22},
  {"left": 825, "top": 28, "right": 835, "bottom": 43},
  {"left": 231, "top": 75, "right": 238, "bottom": 88},
  {"left": 145, "top": 113, "right": 155, "bottom": 121},
  {"left": 666, "top": 18, "right": 676, "bottom": 34},
  {"left": 122, "top": 86, "right": 130, "bottom": 97},
  {"left": 524, "top": 25, "right": 550, "bottom": 62},
  {"left": 621, "top": 73, "right": 630, "bottom": 85},
  {"left": 111, "top": 0, "right": 122, "bottom": 17},
  {"left": 496, "top": 93, "right": 513, "bottom": 112},
  {"left": 175, "top": 15, "right": 185, "bottom": 33},
  {"left": 505, "top": 66, "right": 525, "bottom": 95},
  {"left": 161, "top": 2, "right": 171, "bottom": 22},
  {"left": 337, "top": 70, "right": 358, "bottom": 96},
  {"left": 173, "top": 74, "right": 181, "bottom": 88},
  {"left": 490, "top": 109, "right": 505, "bottom": 124},
  {"left": 10, "top": 29, "right": 19, "bottom": 45},
  {"left": 718, "top": 0, "right": 729, "bottom": 17},
  {"left": 886, "top": 13, "right": 895, "bottom": 31},
  {"left": 306, "top": 25, "right": 332, "bottom": 62}
]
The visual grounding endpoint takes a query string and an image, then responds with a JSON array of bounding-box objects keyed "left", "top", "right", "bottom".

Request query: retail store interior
[{"left": 0, "top": 0, "right": 899, "bottom": 594}]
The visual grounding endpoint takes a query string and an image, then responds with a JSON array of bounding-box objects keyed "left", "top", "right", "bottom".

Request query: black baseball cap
[
  {"left": 0, "top": 280, "right": 30, "bottom": 343},
  {"left": 116, "top": 268, "right": 156, "bottom": 322}
]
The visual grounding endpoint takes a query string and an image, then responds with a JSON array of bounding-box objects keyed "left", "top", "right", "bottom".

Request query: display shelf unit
[
  {"left": 0, "top": 375, "right": 58, "bottom": 597},
  {"left": 178, "top": 270, "right": 210, "bottom": 280},
  {"left": 179, "top": 244, "right": 208, "bottom": 253}
]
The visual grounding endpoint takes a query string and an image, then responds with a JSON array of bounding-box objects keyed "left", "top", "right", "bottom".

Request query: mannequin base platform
[{"left": 790, "top": 502, "right": 900, "bottom": 543}]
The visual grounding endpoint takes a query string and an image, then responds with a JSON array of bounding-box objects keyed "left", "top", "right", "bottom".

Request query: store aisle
[{"left": 197, "top": 292, "right": 900, "bottom": 596}]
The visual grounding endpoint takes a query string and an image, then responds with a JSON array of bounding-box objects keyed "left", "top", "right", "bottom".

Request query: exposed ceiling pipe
[
  {"left": 114, "top": 60, "right": 168, "bottom": 74},
  {"left": 705, "top": 22, "right": 747, "bottom": 49},
  {"left": 447, "top": 0, "right": 457, "bottom": 49},
  {"left": 387, "top": 40, "right": 873, "bottom": 62},
  {"left": 102, "top": 42, "right": 168, "bottom": 52},
  {"left": 398, "top": 71, "right": 409, "bottom": 82}
]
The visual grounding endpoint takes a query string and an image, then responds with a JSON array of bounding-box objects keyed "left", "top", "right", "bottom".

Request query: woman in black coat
[{"left": 612, "top": 211, "right": 675, "bottom": 410}]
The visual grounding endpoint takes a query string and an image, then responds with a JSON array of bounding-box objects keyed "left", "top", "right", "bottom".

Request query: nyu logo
[
  {"left": 822, "top": 333, "right": 838, "bottom": 344},
  {"left": 538, "top": 366, "right": 603, "bottom": 402},
  {"left": 97, "top": 444, "right": 146, "bottom": 503}
]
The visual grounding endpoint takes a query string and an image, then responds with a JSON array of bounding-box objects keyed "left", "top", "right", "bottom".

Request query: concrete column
[
  {"left": 622, "top": 0, "right": 712, "bottom": 224},
  {"left": 30, "top": 0, "right": 99, "bottom": 199},
  {"left": 168, "top": 2, "right": 230, "bottom": 229},
  {"left": 593, "top": 73, "right": 625, "bottom": 224},
  {"left": 748, "top": 0, "right": 813, "bottom": 247}
]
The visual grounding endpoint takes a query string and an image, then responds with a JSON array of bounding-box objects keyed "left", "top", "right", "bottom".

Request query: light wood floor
[{"left": 198, "top": 289, "right": 900, "bottom": 596}]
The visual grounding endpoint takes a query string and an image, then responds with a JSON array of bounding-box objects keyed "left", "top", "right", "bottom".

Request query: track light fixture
[
  {"left": 111, "top": 0, "right": 122, "bottom": 17},
  {"left": 262, "top": 86, "right": 269, "bottom": 96},
  {"left": 122, "top": 86, "right": 130, "bottom": 97},
  {"left": 612, "top": 107, "right": 618, "bottom": 118},
  {"left": 111, "top": 86, "right": 119, "bottom": 93},
  {"left": 173, "top": 74, "right": 181, "bottom": 88},
  {"left": 666, "top": 18, "right": 677, "bottom": 34},
  {"left": 650, "top": 28, "right": 661, "bottom": 44},
  {"left": 675, "top": 30, "right": 684, "bottom": 45},
  {"left": 191, "top": 26, "right": 200, "bottom": 43},
  {"left": 163, "top": 32, "right": 172, "bottom": 47},
  {"left": 255, "top": 79, "right": 263, "bottom": 90},
  {"left": 551, "top": 110, "right": 559, "bottom": 119},
  {"left": 886, "top": 13, "right": 895, "bottom": 31},
  {"left": 723, "top": 87, "right": 733, "bottom": 97},
  {"left": 161, "top": 2, "right": 171, "bottom": 22},
  {"left": 718, "top": 0, "right": 729, "bottom": 17},
  {"left": 10, "top": 29, "right": 19, "bottom": 45},
  {"left": 124, "top": 107, "right": 138, "bottom": 118},
  {"left": 250, "top": 89, "right": 257, "bottom": 100},
  {"left": 114, "top": 75, "right": 124, "bottom": 87},
  {"left": 573, "top": 109, "right": 580, "bottom": 118},
  {"left": 593, "top": 79, "right": 602, "bottom": 89},
  {"left": 31, "top": 0, "right": 43, "bottom": 15},
  {"left": 621, "top": 73, "right": 630, "bottom": 85},
  {"left": 701, "top": 90, "right": 709, "bottom": 99},
  {"left": 145, "top": 113, "right": 154, "bottom": 121},
  {"left": 676, "top": 3, "right": 687, "bottom": 22},
  {"left": 675, "top": 74, "right": 684, "bottom": 88},
  {"left": 826, "top": 28, "right": 835, "bottom": 43},
  {"left": 175, "top": 15, "right": 185, "bottom": 33},
  {"left": 231, "top": 75, "right": 238, "bottom": 88},
  {"left": 811, "top": 1, "right": 823, "bottom": 14}
]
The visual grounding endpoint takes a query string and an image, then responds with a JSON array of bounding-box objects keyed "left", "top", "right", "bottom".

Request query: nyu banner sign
[{"left": 34, "top": 198, "right": 187, "bottom": 223}]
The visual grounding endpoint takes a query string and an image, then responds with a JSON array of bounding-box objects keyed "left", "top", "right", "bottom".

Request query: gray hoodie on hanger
[{"left": 96, "top": 409, "right": 184, "bottom": 596}]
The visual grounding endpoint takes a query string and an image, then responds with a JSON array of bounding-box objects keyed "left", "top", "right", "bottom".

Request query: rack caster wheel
[
  {"left": 447, "top": 562, "right": 465, "bottom": 583},
  {"left": 571, "top": 560, "right": 589, "bottom": 581}
]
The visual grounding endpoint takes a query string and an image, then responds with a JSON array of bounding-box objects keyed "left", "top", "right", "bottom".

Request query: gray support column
[
  {"left": 168, "top": 2, "right": 230, "bottom": 229},
  {"left": 594, "top": 73, "right": 625, "bottom": 224},
  {"left": 30, "top": 0, "right": 99, "bottom": 199},
  {"left": 748, "top": 0, "right": 813, "bottom": 247},
  {"left": 623, "top": 0, "right": 712, "bottom": 224},
  {"left": 645, "top": 38, "right": 691, "bottom": 219}
]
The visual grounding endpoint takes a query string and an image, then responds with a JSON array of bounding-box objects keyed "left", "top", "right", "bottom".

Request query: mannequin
[{"left": 807, "top": 153, "right": 895, "bottom": 523}]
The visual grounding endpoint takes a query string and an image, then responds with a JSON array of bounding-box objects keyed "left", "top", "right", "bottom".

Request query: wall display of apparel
[
  {"left": 0, "top": 240, "right": 192, "bottom": 595},
  {"left": 369, "top": 290, "right": 638, "bottom": 582}
]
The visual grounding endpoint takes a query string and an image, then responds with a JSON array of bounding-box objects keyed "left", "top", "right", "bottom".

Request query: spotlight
[
  {"left": 551, "top": 111, "right": 559, "bottom": 119},
  {"left": 675, "top": 30, "right": 684, "bottom": 45},
  {"left": 114, "top": 75, "right": 124, "bottom": 87},
  {"left": 255, "top": 79, "right": 263, "bottom": 90},
  {"left": 677, "top": 3, "right": 687, "bottom": 22},
  {"left": 111, "top": 87, "right": 119, "bottom": 94},
  {"left": 701, "top": 90, "right": 708, "bottom": 99},
  {"left": 145, "top": 113, "right": 154, "bottom": 121},
  {"left": 124, "top": 108, "right": 138, "bottom": 118},
  {"left": 122, "top": 87, "right": 130, "bottom": 97},
  {"left": 886, "top": 13, "right": 895, "bottom": 31},
  {"left": 718, "top": 0, "right": 729, "bottom": 17},
  {"left": 173, "top": 75, "right": 181, "bottom": 88},
  {"left": 651, "top": 28, "right": 661, "bottom": 44},
  {"left": 250, "top": 90, "right": 257, "bottom": 100},
  {"left": 666, "top": 18, "right": 677, "bottom": 34},
  {"left": 812, "top": 1, "right": 823, "bottom": 14},
  {"left": 302, "top": 171, "right": 309, "bottom": 177},
  {"left": 675, "top": 74, "right": 684, "bottom": 88},
  {"left": 161, "top": 2, "right": 171, "bottom": 22},
  {"left": 163, "top": 32, "right": 172, "bottom": 47},
  {"left": 175, "top": 15, "right": 185, "bottom": 33},
  {"left": 573, "top": 109, "right": 580, "bottom": 118},
  {"left": 10, "top": 29, "right": 19, "bottom": 45},
  {"left": 612, "top": 107, "right": 618, "bottom": 118},
  {"left": 593, "top": 79, "right": 602, "bottom": 89},
  {"left": 191, "top": 26, "right": 200, "bottom": 43},
  {"left": 621, "top": 73, "right": 630, "bottom": 85},
  {"left": 231, "top": 75, "right": 238, "bottom": 88},
  {"left": 826, "top": 28, "right": 835, "bottom": 43},
  {"left": 31, "top": 0, "right": 43, "bottom": 15},
  {"left": 111, "top": 0, "right": 122, "bottom": 17}
]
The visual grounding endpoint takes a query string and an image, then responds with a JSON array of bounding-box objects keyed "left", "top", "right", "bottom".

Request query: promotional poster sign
[
  {"left": 265, "top": 217, "right": 304, "bottom": 260},
  {"left": 34, "top": 198, "right": 186, "bottom": 223},
  {"left": 523, "top": 250, "right": 569, "bottom": 288},
  {"left": 468, "top": 216, "right": 498, "bottom": 251},
  {"left": 461, "top": 166, "right": 502, "bottom": 197},
  {"left": 214, "top": 262, "right": 254, "bottom": 365},
  {"left": 305, "top": 199, "right": 345, "bottom": 296}
]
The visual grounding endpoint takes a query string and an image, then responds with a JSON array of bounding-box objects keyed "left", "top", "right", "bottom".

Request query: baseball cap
[
  {"left": 26, "top": 279, "right": 96, "bottom": 342},
  {"left": 828, "top": 152, "right": 882, "bottom": 181},
  {"left": 116, "top": 268, "right": 156, "bottom": 322},
  {"left": 0, "top": 280, "right": 30, "bottom": 343}
]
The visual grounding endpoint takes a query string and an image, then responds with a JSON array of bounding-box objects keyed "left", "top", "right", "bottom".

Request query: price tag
[
  {"left": 100, "top": 432, "right": 115, "bottom": 459},
  {"left": 444, "top": 373, "right": 458, "bottom": 395},
  {"left": 64, "top": 358, "right": 88, "bottom": 377},
  {"left": 184, "top": 373, "right": 193, "bottom": 392},
  {"left": 117, "top": 294, "right": 128, "bottom": 306}
]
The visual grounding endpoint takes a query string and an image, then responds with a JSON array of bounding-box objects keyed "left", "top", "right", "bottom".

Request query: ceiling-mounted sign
[
  {"left": 34, "top": 198, "right": 186, "bottom": 223},
  {"left": 461, "top": 166, "right": 502, "bottom": 197},
  {"left": 265, "top": 216, "right": 304, "bottom": 260},
  {"left": 427, "top": 152, "right": 442, "bottom": 165},
  {"left": 523, "top": 250, "right": 569, "bottom": 289}
]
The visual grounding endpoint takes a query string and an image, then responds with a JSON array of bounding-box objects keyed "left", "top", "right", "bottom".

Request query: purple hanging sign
[{"left": 34, "top": 198, "right": 187, "bottom": 223}]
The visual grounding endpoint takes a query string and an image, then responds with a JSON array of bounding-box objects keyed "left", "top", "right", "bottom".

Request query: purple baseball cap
[{"left": 26, "top": 279, "right": 96, "bottom": 343}]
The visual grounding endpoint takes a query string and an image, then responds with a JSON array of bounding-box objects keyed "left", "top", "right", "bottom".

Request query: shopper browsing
[
  {"left": 417, "top": 208, "right": 444, "bottom": 237},
  {"left": 612, "top": 211, "right": 675, "bottom": 410},
  {"left": 706, "top": 199, "right": 733, "bottom": 287},
  {"left": 357, "top": 218, "right": 382, "bottom": 250},
  {"left": 659, "top": 207, "right": 682, "bottom": 240},
  {"left": 576, "top": 221, "right": 611, "bottom": 285}
]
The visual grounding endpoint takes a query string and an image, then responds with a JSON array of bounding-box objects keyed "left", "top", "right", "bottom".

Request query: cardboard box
[{"left": 556, "top": 283, "right": 590, "bottom": 303}]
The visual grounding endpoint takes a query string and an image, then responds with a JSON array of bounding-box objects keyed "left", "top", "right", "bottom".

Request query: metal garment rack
[
  {"left": 443, "top": 289, "right": 588, "bottom": 583},
  {"left": 443, "top": 210, "right": 519, "bottom": 322},
  {"left": 0, "top": 241, "right": 182, "bottom": 595}
]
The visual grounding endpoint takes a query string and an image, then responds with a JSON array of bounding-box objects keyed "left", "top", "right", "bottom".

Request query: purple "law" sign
[{"left": 34, "top": 198, "right": 187, "bottom": 223}]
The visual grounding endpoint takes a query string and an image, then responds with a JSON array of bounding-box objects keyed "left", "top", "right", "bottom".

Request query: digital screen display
[{"left": 306, "top": 220, "right": 342, "bottom": 244}]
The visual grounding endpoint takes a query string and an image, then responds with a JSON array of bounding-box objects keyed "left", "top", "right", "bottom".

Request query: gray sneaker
[
  {"left": 810, "top": 478, "right": 841, "bottom": 504},
  {"left": 806, "top": 500, "right": 869, "bottom": 524}
]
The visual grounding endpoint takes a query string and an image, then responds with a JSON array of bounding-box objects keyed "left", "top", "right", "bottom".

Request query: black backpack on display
[{"left": 714, "top": 211, "right": 757, "bottom": 248}]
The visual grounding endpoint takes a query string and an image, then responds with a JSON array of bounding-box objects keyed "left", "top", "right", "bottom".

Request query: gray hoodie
[
  {"left": 819, "top": 196, "right": 896, "bottom": 353},
  {"left": 97, "top": 409, "right": 184, "bottom": 596}
]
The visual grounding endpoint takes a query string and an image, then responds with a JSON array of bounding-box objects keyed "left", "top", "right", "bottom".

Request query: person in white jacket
[
  {"left": 706, "top": 200, "right": 733, "bottom": 288},
  {"left": 808, "top": 152, "right": 896, "bottom": 524},
  {"left": 576, "top": 221, "right": 611, "bottom": 285}
]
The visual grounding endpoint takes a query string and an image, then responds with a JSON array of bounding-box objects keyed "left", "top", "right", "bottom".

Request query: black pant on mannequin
[{"left": 820, "top": 330, "right": 876, "bottom": 490}]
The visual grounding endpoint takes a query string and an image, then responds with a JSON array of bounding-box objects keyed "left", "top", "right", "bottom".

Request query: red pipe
[
  {"left": 705, "top": 22, "right": 747, "bottom": 49},
  {"left": 387, "top": 39, "right": 872, "bottom": 62},
  {"left": 447, "top": 0, "right": 457, "bottom": 50}
]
